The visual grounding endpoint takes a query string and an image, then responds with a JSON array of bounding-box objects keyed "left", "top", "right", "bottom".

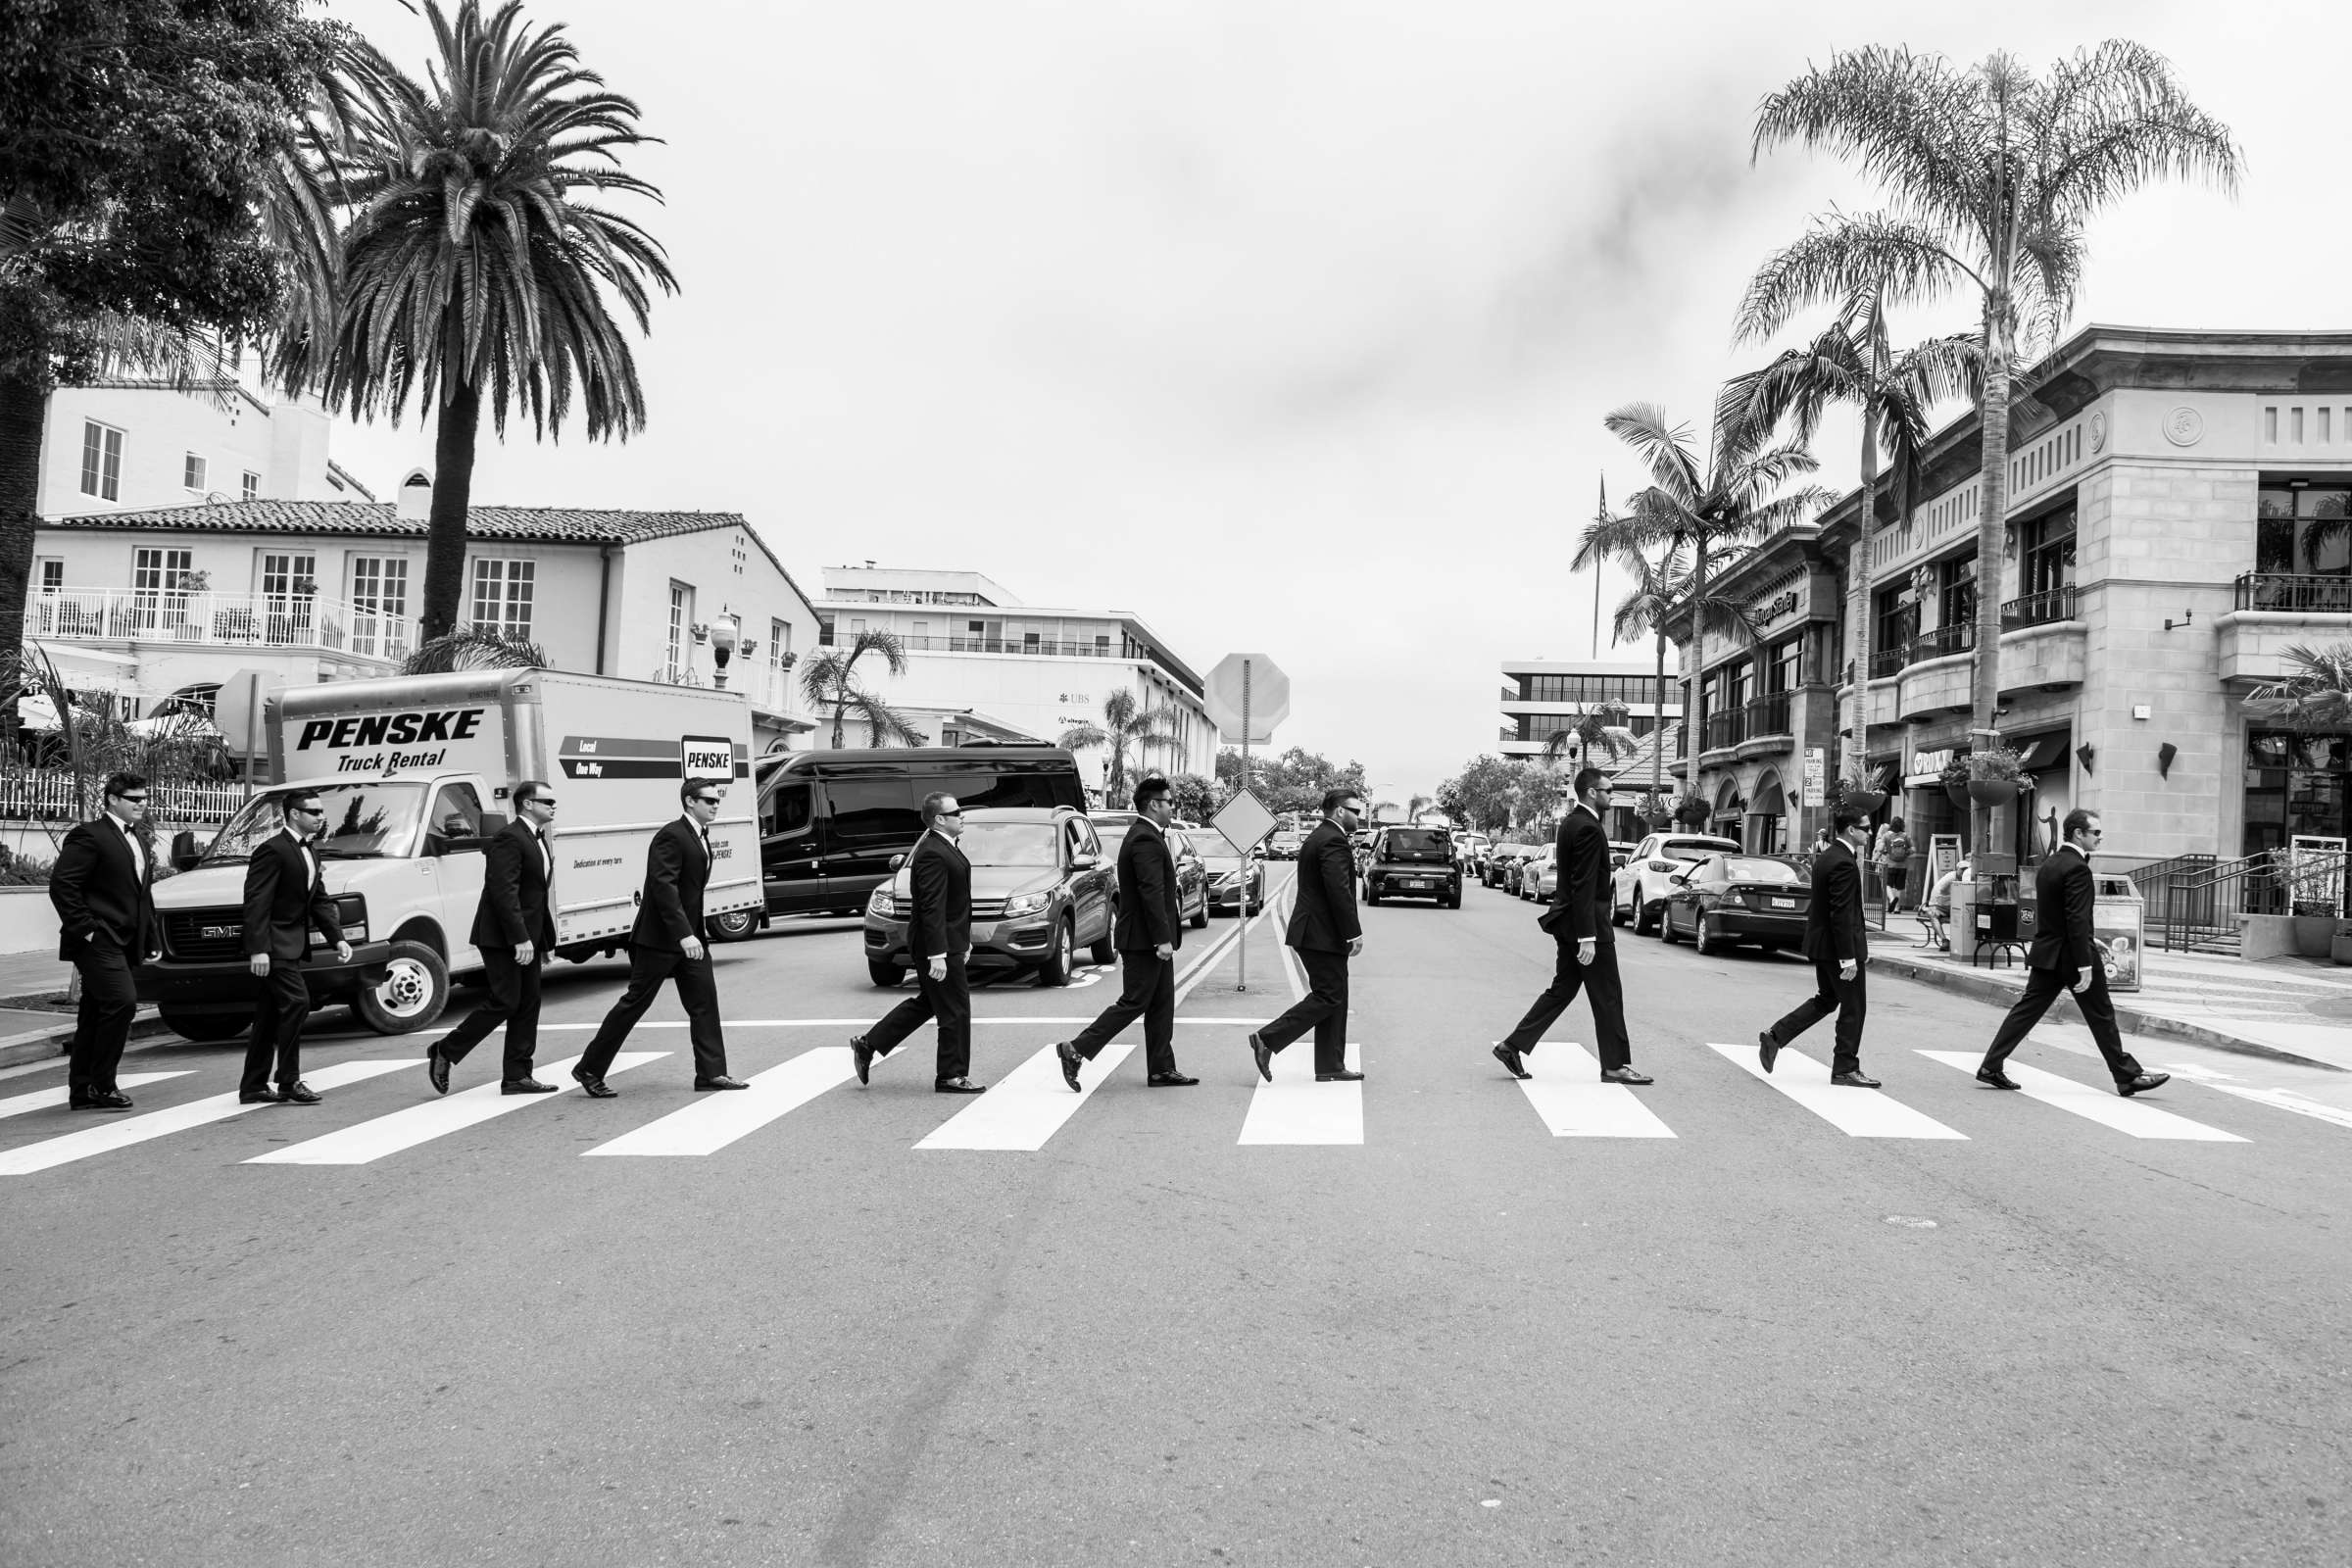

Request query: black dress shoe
[
  {"left": 1975, "top": 1066, "right": 2022, "bottom": 1091},
  {"left": 935, "top": 1077, "right": 987, "bottom": 1094},
  {"left": 694, "top": 1075, "right": 751, "bottom": 1091},
  {"left": 71, "top": 1090, "right": 133, "bottom": 1111},
  {"left": 1248, "top": 1031, "right": 1273, "bottom": 1083},
  {"left": 850, "top": 1035, "right": 874, "bottom": 1086},
  {"left": 502, "top": 1078, "right": 558, "bottom": 1095},
  {"left": 1830, "top": 1071, "right": 1882, "bottom": 1089},
  {"left": 571, "top": 1069, "right": 617, "bottom": 1099},
  {"left": 1148, "top": 1070, "right": 1199, "bottom": 1087},
  {"left": 2119, "top": 1072, "right": 2170, "bottom": 1098},
  {"left": 239, "top": 1088, "right": 282, "bottom": 1104},
  {"left": 279, "top": 1081, "right": 321, "bottom": 1104},
  {"left": 1315, "top": 1068, "right": 1364, "bottom": 1083},
  {"left": 426, "top": 1046, "right": 451, "bottom": 1096},
  {"left": 1493, "top": 1042, "right": 1530, "bottom": 1081},
  {"left": 1757, "top": 1029, "right": 1781, "bottom": 1075},
  {"left": 1055, "top": 1040, "right": 1083, "bottom": 1093},
  {"left": 1599, "top": 1066, "right": 1653, "bottom": 1086}
]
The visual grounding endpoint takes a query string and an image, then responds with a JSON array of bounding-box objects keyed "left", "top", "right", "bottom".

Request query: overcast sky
[{"left": 325, "top": 0, "right": 2341, "bottom": 807}]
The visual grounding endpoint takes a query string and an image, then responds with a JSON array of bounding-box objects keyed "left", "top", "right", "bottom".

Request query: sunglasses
[
  {"left": 936, "top": 808, "right": 963, "bottom": 818},
  {"left": 521, "top": 796, "right": 558, "bottom": 808},
  {"left": 288, "top": 805, "right": 324, "bottom": 817},
  {"left": 691, "top": 796, "right": 722, "bottom": 807},
  {"left": 111, "top": 793, "right": 148, "bottom": 804}
]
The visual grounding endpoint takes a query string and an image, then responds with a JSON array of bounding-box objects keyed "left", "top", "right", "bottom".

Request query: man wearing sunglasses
[
  {"left": 851, "top": 791, "right": 984, "bottom": 1093},
  {"left": 49, "top": 771, "right": 161, "bottom": 1109},
  {"left": 427, "top": 780, "right": 561, "bottom": 1096},
  {"left": 573, "top": 778, "right": 748, "bottom": 1096},
  {"left": 1247, "top": 787, "right": 1366, "bottom": 1084},
  {"left": 240, "top": 789, "right": 351, "bottom": 1105}
]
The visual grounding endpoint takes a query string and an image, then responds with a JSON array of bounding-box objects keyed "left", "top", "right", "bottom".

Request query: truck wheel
[
  {"left": 708, "top": 907, "right": 759, "bottom": 943},
  {"left": 1040, "top": 919, "right": 1077, "bottom": 987},
  {"left": 1446, "top": 888, "right": 1462, "bottom": 909},
  {"left": 160, "top": 1007, "right": 252, "bottom": 1043},
  {"left": 355, "top": 940, "right": 451, "bottom": 1034},
  {"left": 866, "top": 959, "right": 905, "bottom": 987}
]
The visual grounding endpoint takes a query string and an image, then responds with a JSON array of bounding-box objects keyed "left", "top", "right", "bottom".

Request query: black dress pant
[
  {"left": 1069, "top": 951, "right": 1176, "bottom": 1076},
  {"left": 577, "top": 945, "right": 728, "bottom": 1082},
  {"left": 1259, "top": 948, "right": 1349, "bottom": 1075},
  {"left": 1981, "top": 961, "right": 2144, "bottom": 1086},
  {"left": 242, "top": 961, "right": 312, "bottom": 1097},
  {"left": 69, "top": 941, "right": 139, "bottom": 1095},
  {"left": 863, "top": 954, "right": 971, "bottom": 1082},
  {"left": 435, "top": 946, "right": 543, "bottom": 1081},
  {"left": 1500, "top": 928, "right": 1632, "bottom": 1071},
  {"left": 1766, "top": 956, "right": 1868, "bottom": 1077}
]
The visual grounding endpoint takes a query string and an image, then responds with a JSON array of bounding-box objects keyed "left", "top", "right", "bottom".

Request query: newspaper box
[{"left": 2095, "top": 874, "right": 2146, "bottom": 993}]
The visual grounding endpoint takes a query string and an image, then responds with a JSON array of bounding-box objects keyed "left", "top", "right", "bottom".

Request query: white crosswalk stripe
[
  {"left": 1508, "top": 1042, "right": 1676, "bottom": 1138},
  {"left": 586, "top": 1048, "right": 857, "bottom": 1157},
  {"left": 2159, "top": 1066, "right": 2352, "bottom": 1132},
  {"left": 0, "top": 1072, "right": 192, "bottom": 1121},
  {"left": 1238, "top": 1042, "right": 1363, "bottom": 1146},
  {"left": 0, "top": 1060, "right": 415, "bottom": 1175},
  {"left": 1707, "top": 1042, "right": 1968, "bottom": 1139},
  {"left": 245, "top": 1053, "right": 665, "bottom": 1165},
  {"left": 1916, "top": 1052, "right": 2247, "bottom": 1141},
  {"left": 917, "top": 1038, "right": 1136, "bottom": 1152}
]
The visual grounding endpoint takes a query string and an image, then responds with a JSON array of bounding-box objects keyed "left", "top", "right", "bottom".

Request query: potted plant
[
  {"left": 2333, "top": 916, "right": 2352, "bottom": 967},
  {"left": 1636, "top": 789, "right": 1671, "bottom": 829},
  {"left": 1673, "top": 795, "right": 1711, "bottom": 829},
  {"left": 1939, "top": 755, "right": 1973, "bottom": 811},
  {"left": 1967, "top": 744, "right": 2026, "bottom": 806},
  {"left": 1829, "top": 775, "right": 1888, "bottom": 816}
]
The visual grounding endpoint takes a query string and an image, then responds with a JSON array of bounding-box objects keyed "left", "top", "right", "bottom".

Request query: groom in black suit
[
  {"left": 240, "top": 788, "right": 351, "bottom": 1104},
  {"left": 429, "top": 779, "right": 561, "bottom": 1095},
  {"left": 49, "top": 771, "right": 161, "bottom": 1109}
]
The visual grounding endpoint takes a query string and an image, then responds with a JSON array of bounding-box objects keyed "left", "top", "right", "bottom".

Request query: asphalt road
[{"left": 3, "top": 869, "right": 2348, "bottom": 1568}]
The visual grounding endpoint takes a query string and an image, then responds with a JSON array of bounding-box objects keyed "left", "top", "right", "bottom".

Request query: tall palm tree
[
  {"left": 799, "top": 629, "right": 924, "bottom": 748},
  {"left": 1720, "top": 285, "right": 1980, "bottom": 782},
  {"left": 294, "top": 0, "right": 678, "bottom": 641},
  {"left": 1058, "top": 688, "right": 1180, "bottom": 807},
  {"left": 1575, "top": 514, "right": 1692, "bottom": 819},
  {"left": 1748, "top": 42, "right": 2241, "bottom": 748}
]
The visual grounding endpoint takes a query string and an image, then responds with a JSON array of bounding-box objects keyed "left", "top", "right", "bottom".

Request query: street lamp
[{"left": 708, "top": 612, "right": 740, "bottom": 689}]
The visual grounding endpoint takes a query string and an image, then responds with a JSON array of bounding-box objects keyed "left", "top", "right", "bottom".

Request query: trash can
[{"left": 2094, "top": 874, "right": 2146, "bottom": 992}]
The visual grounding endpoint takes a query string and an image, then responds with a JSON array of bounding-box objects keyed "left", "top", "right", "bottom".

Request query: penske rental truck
[{"left": 139, "top": 669, "right": 760, "bottom": 1041}]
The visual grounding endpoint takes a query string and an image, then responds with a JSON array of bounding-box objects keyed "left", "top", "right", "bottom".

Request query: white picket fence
[{"left": 0, "top": 770, "right": 249, "bottom": 825}]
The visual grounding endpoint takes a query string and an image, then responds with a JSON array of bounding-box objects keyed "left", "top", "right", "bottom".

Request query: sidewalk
[
  {"left": 0, "top": 948, "right": 172, "bottom": 1071},
  {"left": 1864, "top": 923, "right": 2352, "bottom": 1072}
]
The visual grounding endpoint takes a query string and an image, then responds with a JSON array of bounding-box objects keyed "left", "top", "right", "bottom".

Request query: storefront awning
[{"left": 2016, "top": 731, "right": 2071, "bottom": 772}]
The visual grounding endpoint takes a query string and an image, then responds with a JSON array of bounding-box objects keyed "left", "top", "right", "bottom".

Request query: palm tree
[
  {"left": 1720, "top": 285, "right": 1980, "bottom": 782},
  {"left": 2245, "top": 643, "right": 2352, "bottom": 732},
  {"left": 294, "top": 0, "right": 678, "bottom": 641},
  {"left": 1575, "top": 514, "right": 1691, "bottom": 819},
  {"left": 799, "top": 629, "right": 924, "bottom": 748},
  {"left": 1748, "top": 43, "right": 2241, "bottom": 748},
  {"left": 401, "top": 625, "right": 547, "bottom": 672},
  {"left": 1058, "top": 688, "right": 1180, "bottom": 807}
]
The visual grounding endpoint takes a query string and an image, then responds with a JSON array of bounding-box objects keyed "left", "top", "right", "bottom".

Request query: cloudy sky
[{"left": 326, "top": 0, "right": 2340, "bottom": 806}]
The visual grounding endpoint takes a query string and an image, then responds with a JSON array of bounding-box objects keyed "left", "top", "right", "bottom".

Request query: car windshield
[
  {"left": 956, "top": 822, "right": 1060, "bottom": 867},
  {"left": 1721, "top": 858, "right": 1803, "bottom": 884},
  {"left": 1662, "top": 843, "right": 1733, "bottom": 863},
  {"left": 201, "top": 781, "right": 425, "bottom": 863},
  {"left": 1384, "top": 829, "right": 1451, "bottom": 855}
]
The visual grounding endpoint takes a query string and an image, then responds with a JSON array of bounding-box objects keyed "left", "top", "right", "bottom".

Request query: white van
[{"left": 141, "top": 669, "right": 760, "bottom": 1040}]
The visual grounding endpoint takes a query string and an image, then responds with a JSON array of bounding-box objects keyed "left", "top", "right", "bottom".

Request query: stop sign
[{"left": 1204, "top": 653, "right": 1289, "bottom": 744}]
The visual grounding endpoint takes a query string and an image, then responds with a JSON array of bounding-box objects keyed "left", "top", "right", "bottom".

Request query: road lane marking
[
  {"left": 2158, "top": 1065, "right": 2352, "bottom": 1132},
  {"left": 0, "top": 1071, "right": 193, "bottom": 1121},
  {"left": 583, "top": 1048, "right": 858, "bottom": 1157},
  {"left": 916, "top": 1038, "right": 1141, "bottom": 1152},
  {"left": 244, "top": 1054, "right": 665, "bottom": 1165},
  {"left": 1706, "top": 1043, "right": 1966, "bottom": 1139},
  {"left": 1917, "top": 1052, "right": 2247, "bottom": 1141},
  {"left": 1509, "top": 1043, "right": 1676, "bottom": 1138},
  {"left": 1238, "top": 1040, "right": 1362, "bottom": 1146},
  {"left": 0, "top": 1060, "right": 414, "bottom": 1175}
]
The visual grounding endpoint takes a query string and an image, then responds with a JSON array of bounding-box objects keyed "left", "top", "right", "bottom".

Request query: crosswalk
[{"left": 0, "top": 1034, "right": 2328, "bottom": 1177}]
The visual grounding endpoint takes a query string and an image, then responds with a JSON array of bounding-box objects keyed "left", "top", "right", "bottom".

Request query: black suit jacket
[
  {"left": 907, "top": 831, "right": 971, "bottom": 960},
  {"left": 1799, "top": 840, "right": 1866, "bottom": 964},
  {"left": 2029, "top": 848, "right": 2098, "bottom": 971},
  {"left": 630, "top": 818, "right": 710, "bottom": 951},
  {"left": 51, "top": 815, "right": 158, "bottom": 961},
  {"left": 472, "top": 819, "right": 558, "bottom": 952},
  {"left": 1113, "top": 818, "right": 1181, "bottom": 953},
  {"left": 1284, "top": 819, "right": 1361, "bottom": 954},
  {"left": 242, "top": 831, "right": 341, "bottom": 962},
  {"left": 1541, "top": 808, "right": 1609, "bottom": 941}
]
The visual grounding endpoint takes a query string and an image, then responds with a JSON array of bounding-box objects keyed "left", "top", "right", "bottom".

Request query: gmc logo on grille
[{"left": 201, "top": 924, "right": 237, "bottom": 940}]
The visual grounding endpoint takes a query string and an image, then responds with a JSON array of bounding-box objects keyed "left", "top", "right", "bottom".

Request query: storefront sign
[
  {"left": 1755, "top": 588, "right": 1801, "bottom": 624},
  {"left": 1905, "top": 747, "right": 1958, "bottom": 787}
]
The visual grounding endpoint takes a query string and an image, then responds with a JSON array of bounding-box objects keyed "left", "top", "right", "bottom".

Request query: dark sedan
[
  {"left": 1183, "top": 829, "right": 1265, "bottom": 916},
  {"left": 1657, "top": 854, "right": 1810, "bottom": 956}
]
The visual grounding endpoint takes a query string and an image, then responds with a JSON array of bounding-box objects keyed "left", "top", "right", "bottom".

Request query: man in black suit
[
  {"left": 49, "top": 771, "right": 161, "bottom": 1110},
  {"left": 1757, "top": 805, "right": 1879, "bottom": 1087},
  {"left": 1976, "top": 808, "right": 2168, "bottom": 1097},
  {"left": 241, "top": 788, "right": 351, "bottom": 1104},
  {"left": 1055, "top": 776, "right": 1197, "bottom": 1091},
  {"left": 575, "top": 779, "right": 748, "bottom": 1096},
  {"left": 1493, "top": 766, "right": 1647, "bottom": 1085},
  {"left": 428, "top": 780, "right": 560, "bottom": 1096},
  {"left": 852, "top": 792, "right": 984, "bottom": 1093},
  {"left": 1248, "top": 788, "right": 1365, "bottom": 1083}
]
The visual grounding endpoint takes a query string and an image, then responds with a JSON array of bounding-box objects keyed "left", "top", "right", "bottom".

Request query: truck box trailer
[{"left": 141, "top": 669, "right": 759, "bottom": 1040}]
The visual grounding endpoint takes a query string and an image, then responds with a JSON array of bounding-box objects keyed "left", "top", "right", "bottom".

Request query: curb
[
  {"left": 0, "top": 1007, "right": 175, "bottom": 1072},
  {"left": 1868, "top": 955, "right": 2347, "bottom": 1073}
]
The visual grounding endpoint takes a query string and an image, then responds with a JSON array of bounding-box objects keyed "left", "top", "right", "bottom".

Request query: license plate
[{"left": 1770, "top": 898, "right": 1796, "bottom": 909}]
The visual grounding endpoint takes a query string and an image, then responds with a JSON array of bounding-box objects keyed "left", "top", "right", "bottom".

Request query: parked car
[
  {"left": 1095, "top": 813, "right": 1209, "bottom": 928},
  {"left": 1519, "top": 843, "right": 1559, "bottom": 902},
  {"left": 1607, "top": 840, "right": 1637, "bottom": 873},
  {"left": 1610, "top": 832, "right": 1742, "bottom": 935},
  {"left": 1188, "top": 831, "right": 1266, "bottom": 916},
  {"left": 1484, "top": 842, "right": 1533, "bottom": 890},
  {"left": 1658, "top": 854, "right": 1810, "bottom": 955},
  {"left": 1364, "top": 826, "right": 1461, "bottom": 906},
  {"left": 1266, "top": 825, "right": 1309, "bottom": 859},
  {"left": 863, "top": 806, "right": 1115, "bottom": 986}
]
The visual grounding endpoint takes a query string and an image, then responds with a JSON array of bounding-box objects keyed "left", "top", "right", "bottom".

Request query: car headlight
[
  {"left": 333, "top": 893, "right": 368, "bottom": 943},
  {"left": 866, "top": 887, "right": 895, "bottom": 917},
  {"left": 1003, "top": 890, "right": 1050, "bottom": 917}
]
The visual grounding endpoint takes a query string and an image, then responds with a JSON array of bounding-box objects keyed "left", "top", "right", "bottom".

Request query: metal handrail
[
  {"left": 1745, "top": 691, "right": 1793, "bottom": 739},
  {"left": 1909, "top": 622, "right": 1975, "bottom": 662},
  {"left": 2001, "top": 585, "right": 2079, "bottom": 628},
  {"left": 2234, "top": 572, "right": 2352, "bottom": 612},
  {"left": 2160, "top": 848, "right": 2349, "bottom": 951}
]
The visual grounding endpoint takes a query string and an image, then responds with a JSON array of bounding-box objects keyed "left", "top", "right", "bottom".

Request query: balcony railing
[
  {"left": 1702, "top": 706, "right": 1749, "bottom": 752},
  {"left": 2235, "top": 572, "right": 2352, "bottom": 613},
  {"left": 2000, "top": 584, "right": 2078, "bottom": 629},
  {"left": 1745, "top": 690, "right": 1792, "bottom": 740},
  {"left": 1908, "top": 621, "right": 1976, "bottom": 663},
  {"left": 25, "top": 587, "right": 412, "bottom": 661},
  {"left": 815, "top": 630, "right": 1202, "bottom": 696},
  {"left": 1867, "top": 645, "right": 1911, "bottom": 679}
]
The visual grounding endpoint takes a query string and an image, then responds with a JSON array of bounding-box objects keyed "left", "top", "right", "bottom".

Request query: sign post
[{"left": 1204, "top": 654, "right": 1291, "bottom": 994}]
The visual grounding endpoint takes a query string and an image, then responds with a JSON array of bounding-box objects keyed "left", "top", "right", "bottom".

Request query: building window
[
  {"left": 667, "top": 582, "right": 693, "bottom": 679},
  {"left": 470, "top": 558, "right": 534, "bottom": 638},
  {"left": 1766, "top": 634, "right": 1802, "bottom": 693},
  {"left": 1873, "top": 582, "right": 1917, "bottom": 665},
  {"left": 2258, "top": 485, "right": 2352, "bottom": 577},
  {"left": 241, "top": 470, "right": 261, "bottom": 501},
  {"left": 132, "top": 547, "right": 193, "bottom": 599},
  {"left": 260, "top": 552, "right": 317, "bottom": 606},
  {"left": 349, "top": 557, "right": 410, "bottom": 657},
  {"left": 80, "top": 421, "right": 123, "bottom": 500},
  {"left": 1938, "top": 552, "right": 1978, "bottom": 632},
  {"left": 817, "top": 618, "right": 835, "bottom": 646},
  {"left": 35, "top": 558, "right": 64, "bottom": 596},
  {"left": 183, "top": 453, "right": 207, "bottom": 492},
  {"left": 769, "top": 619, "right": 792, "bottom": 678},
  {"left": 2020, "top": 505, "right": 2077, "bottom": 596}
]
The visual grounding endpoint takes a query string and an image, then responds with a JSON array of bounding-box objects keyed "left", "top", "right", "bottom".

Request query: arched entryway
[
  {"left": 1748, "top": 769, "right": 1788, "bottom": 855},
  {"left": 1710, "top": 776, "right": 1745, "bottom": 842}
]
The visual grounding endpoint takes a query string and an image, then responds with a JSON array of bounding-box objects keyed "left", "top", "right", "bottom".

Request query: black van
[{"left": 715, "top": 747, "right": 1087, "bottom": 933}]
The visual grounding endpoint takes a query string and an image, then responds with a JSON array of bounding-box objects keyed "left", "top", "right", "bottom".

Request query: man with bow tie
[
  {"left": 427, "top": 779, "right": 561, "bottom": 1096},
  {"left": 49, "top": 771, "right": 161, "bottom": 1110}
]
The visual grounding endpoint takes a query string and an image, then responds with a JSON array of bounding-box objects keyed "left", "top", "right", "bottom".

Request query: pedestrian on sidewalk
[
  {"left": 1492, "top": 766, "right": 1646, "bottom": 1085},
  {"left": 1247, "top": 788, "right": 1365, "bottom": 1084},
  {"left": 1055, "top": 776, "right": 1197, "bottom": 1091},
  {"left": 240, "top": 788, "right": 350, "bottom": 1105},
  {"left": 48, "top": 771, "right": 159, "bottom": 1111},
  {"left": 1757, "top": 805, "right": 1879, "bottom": 1087},
  {"left": 1974, "top": 809, "right": 2168, "bottom": 1098},
  {"left": 427, "top": 780, "right": 559, "bottom": 1097},
  {"left": 1878, "top": 819, "right": 1913, "bottom": 912},
  {"left": 852, "top": 792, "right": 985, "bottom": 1094}
]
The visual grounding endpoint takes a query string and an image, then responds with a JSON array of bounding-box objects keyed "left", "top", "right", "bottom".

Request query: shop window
[
  {"left": 2020, "top": 505, "right": 2077, "bottom": 596},
  {"left": 2257, "top": 485, "right": 2352, "bottom": 577}
]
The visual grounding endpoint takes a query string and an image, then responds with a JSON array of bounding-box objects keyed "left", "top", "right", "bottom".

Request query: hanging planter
[
  {"left": 1967, "top": 778, "right": 2018, "bottom": 807},
  {"left": 1842, "top": 788, "right": 1888, "bottom": 816},
  {"left": 1943, "top": 782, "right": 1973, "bottom": 811},
  {"left": 1965, "top": 744, "right": 2027, "bottom": 808}
]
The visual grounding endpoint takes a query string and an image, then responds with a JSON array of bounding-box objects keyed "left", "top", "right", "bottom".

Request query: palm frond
[{"left": 400, "top": 626, "right": 547, "bottom": 671}]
